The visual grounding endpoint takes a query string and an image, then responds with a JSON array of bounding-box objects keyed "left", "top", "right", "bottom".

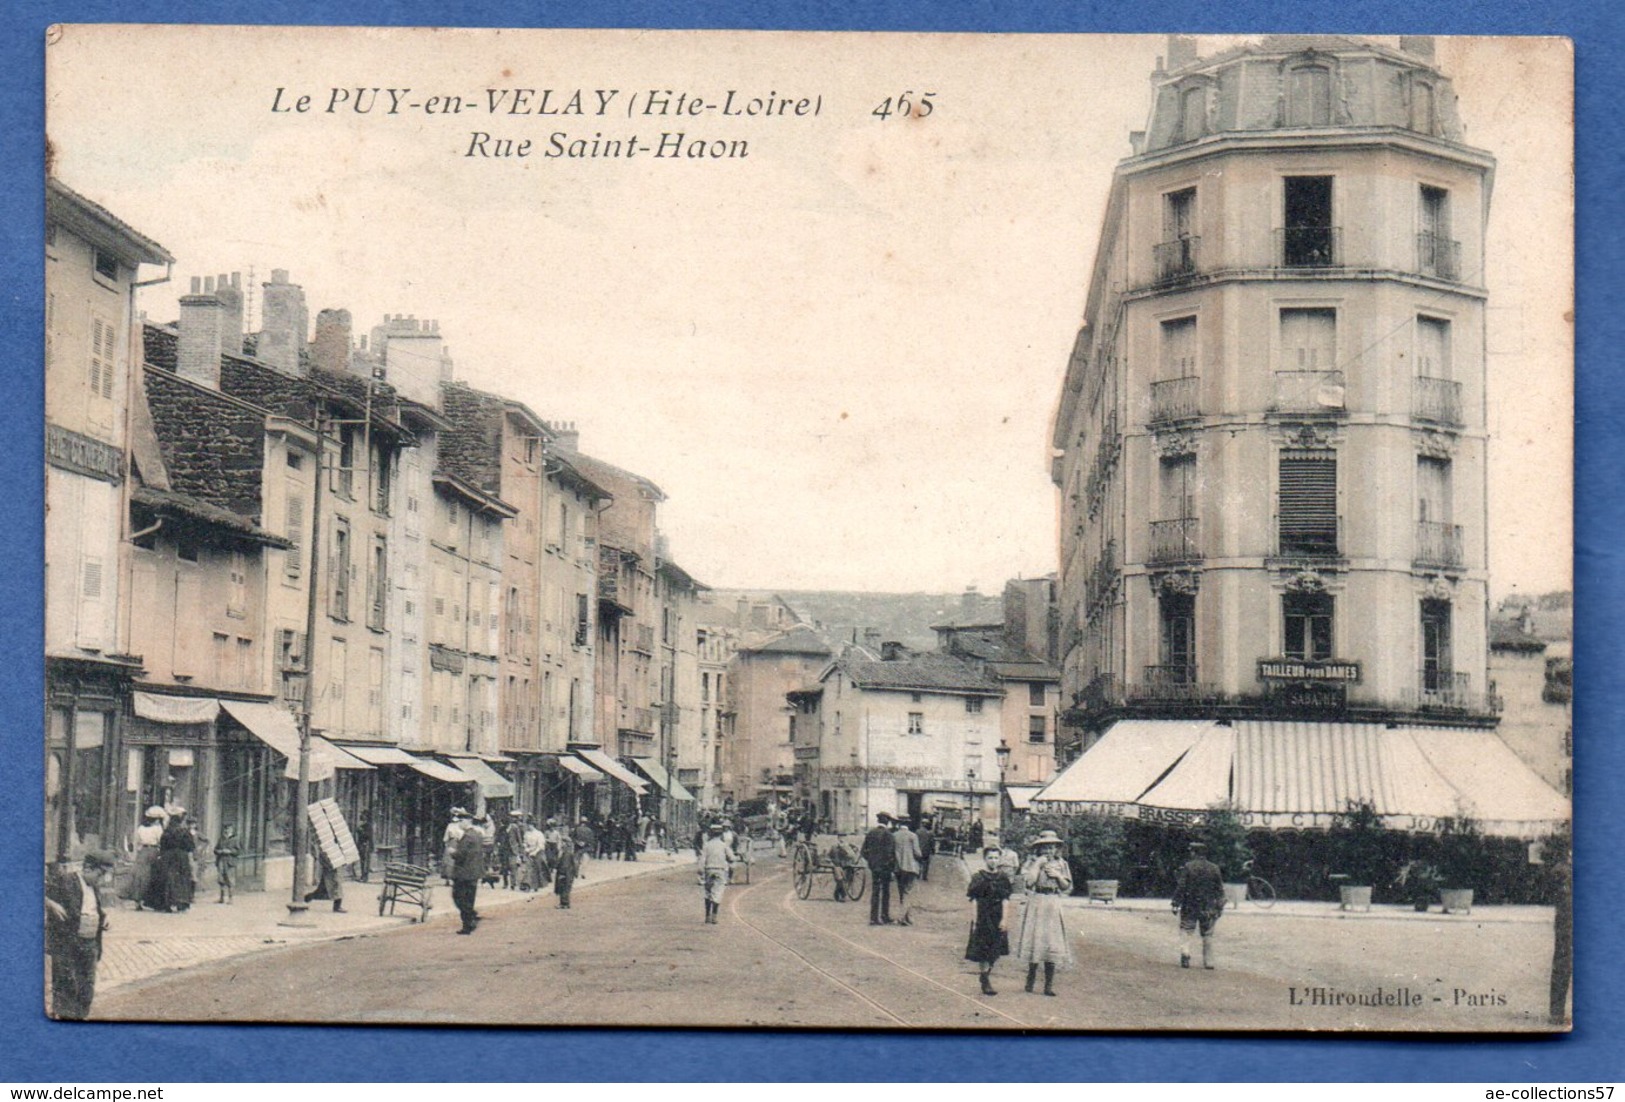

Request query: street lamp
[{"left": 994, "top": 742, "right": 1011, "bottom": 842}]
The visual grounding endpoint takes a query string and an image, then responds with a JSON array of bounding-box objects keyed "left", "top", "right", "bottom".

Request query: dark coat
[
  {"left": 964, "top": 869, "right": 1012, "bottom": 963},
  {"left": 1172, "top": 856, "right": 1227, "bottom": 914},
  {"left": 45, "top": 868, "right": 108, "bottom": 960},
  {"left": 449, "top": 828, "right": 488, "bottom": 882},
  {"left": 861, "top": 825, "right": 897, "bottom": 873}
]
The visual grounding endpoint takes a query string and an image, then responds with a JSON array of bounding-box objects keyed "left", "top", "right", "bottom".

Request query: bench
[{"left": 377, "top": 862, "right": 434, "bottom": 922}]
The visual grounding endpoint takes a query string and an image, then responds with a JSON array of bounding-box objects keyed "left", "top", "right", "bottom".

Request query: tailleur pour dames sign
[{"left": 1257, "top": 659, "right": 1362, "bottom": 682}]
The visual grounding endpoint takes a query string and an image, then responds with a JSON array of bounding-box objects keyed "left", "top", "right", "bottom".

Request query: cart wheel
[
  {"left": 794, "top": 863, "right": 813, "bottom": 899},
  {"left": 847, "top": 866, "right": 868, "bottom": 902}
]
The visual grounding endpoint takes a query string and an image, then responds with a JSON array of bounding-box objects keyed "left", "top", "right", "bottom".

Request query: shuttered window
[
  {"left": 1278, "top": 452, "right": 1338, "bottom": 554},
  {"left": 284, "top": 488, "right": 304, "bottom": 578},
  {"left": 1281, "top": 308, "right": 1336, "bottom": 371}
]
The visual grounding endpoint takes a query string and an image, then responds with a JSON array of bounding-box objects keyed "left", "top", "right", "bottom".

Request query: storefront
[
  {"left": 573, "top": 746, "right": 648, "bottom": 818},
  {"left": 630, "top": 757, "right": 698, "bottom": 840},
  {"left": 46, "top": 655, "right": 141, "bottom": 863}
]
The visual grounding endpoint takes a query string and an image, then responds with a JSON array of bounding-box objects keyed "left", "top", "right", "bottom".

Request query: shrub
[{"left": 1201, "top": 803, "right": 1253, "bottom": 880}]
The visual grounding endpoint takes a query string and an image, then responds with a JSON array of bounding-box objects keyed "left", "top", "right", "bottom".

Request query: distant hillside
[{"left": 775, "top": 589, "right": 1004, "bottom": 652}]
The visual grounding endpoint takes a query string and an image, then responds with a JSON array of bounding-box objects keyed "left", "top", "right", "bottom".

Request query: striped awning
[
  {"left": 445, "top": 755, "right": 515, "bottom": 799},
  {"left": 555, "top": 755, "right": 605, "bottom": 780},
  {"left": 574, "top": 748, "right": 648, "bottom": 794},
  {"left": 630, "top": 758, "right": 696, "bottom": 802},
  {"left": 1031, "top": 720, "right": 1214, "bottom": 813}
]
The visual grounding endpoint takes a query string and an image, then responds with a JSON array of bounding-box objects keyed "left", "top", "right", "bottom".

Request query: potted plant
[
  {"left": 1395, "top": 860, "right": 1441, "bottom": 912},
  {"left": 1202, "top": 803, "right": 1253, "bottom": 909},
  {"left": 1329, "top": 800, "right": 1389, "bottom": 912},
  {"left": 1064, "top": 812, "right": 1127, "bottom": 903},
  {"left": 1436, "top": 812, "right": 1485, "bottom": 915}
]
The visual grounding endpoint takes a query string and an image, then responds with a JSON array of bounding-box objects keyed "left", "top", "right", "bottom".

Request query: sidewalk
[{"left": 98, "top": 849, "right": 696, "bottom": 990}]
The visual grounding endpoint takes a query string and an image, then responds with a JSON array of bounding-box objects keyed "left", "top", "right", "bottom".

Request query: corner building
[{"left": 1044, "top": 37, "right": 1565, "bottom": 840}]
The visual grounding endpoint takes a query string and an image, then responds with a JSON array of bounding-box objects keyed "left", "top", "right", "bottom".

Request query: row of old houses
[{"left": 45, "top": 177, "right": 711, "bottom": 890}]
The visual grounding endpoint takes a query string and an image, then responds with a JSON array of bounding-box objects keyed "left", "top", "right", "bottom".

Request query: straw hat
[{"left": 1031, "top": 830, "right": 1065, "bottom": 849}]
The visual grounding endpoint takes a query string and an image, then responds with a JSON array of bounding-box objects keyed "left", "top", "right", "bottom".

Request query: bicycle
[{"left": 1240, "top": 860, "right": 1276, "bottom": 908}]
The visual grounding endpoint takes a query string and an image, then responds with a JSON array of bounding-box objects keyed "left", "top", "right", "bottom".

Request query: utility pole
[{"left": 281, "top": 408, "right": 324, "bottom": 927}]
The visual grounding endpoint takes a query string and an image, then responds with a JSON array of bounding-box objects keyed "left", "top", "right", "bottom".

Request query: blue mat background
[{"left": 2, "top": 0, "right": 1618, "bottom": 1083}]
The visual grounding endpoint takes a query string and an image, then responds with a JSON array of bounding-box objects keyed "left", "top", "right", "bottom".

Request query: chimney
[
  {"left": 1166, "top": 34, "right": 1199, "bottom": 70},
  {"left": 880, "top": 641, "right": 906, "bottom": 662},
  {"left": 257, "top": 269, "right": 308, "bottom": 377},
  {"left": 311, "top": 308, "right": 353, "bottom": 375},
  {"left": 1398, "top": 36, "right": 1436, "bottom": 62},
  {"left": 215, "top": 272, "right": 245, "bottom": 356},
  {"left": 176, "top": 276, "right": 224, "bottom": 388},
  {"left": 961, "top": 584, "right": 981, "bottom": 618},
  {"left": 548, "top": 420, "right": 581, "bottom": 454}
]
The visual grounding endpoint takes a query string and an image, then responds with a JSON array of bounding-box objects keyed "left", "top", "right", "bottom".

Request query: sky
[{"left": 44, "top": 29, "right": 1572, "bottom": 598}]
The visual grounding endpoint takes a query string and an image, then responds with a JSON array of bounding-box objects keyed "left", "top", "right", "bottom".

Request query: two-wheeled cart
[{"left": 790, "top": 839, "right": 868, "bottom": 902}]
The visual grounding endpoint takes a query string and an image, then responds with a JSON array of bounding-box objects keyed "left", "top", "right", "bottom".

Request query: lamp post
[{"left": 994, "top": 742, "right": 1011, "bottom": 842}]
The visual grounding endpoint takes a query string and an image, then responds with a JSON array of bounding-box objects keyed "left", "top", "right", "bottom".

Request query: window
[
  {"left": 88, "top": 313, "right": 116, "bottom": 405},
  {"left": 335, "top": 427, "right": 356, "bottom": 500},
  {"left": 370, "top": 443, "right": 391, "bottom": 515},
  {"left": 1178, "top": 86, "right": 1206, "bottom": 142},
  {"left": 1280, "top": 308, "right": 1336, "bottom": 371},
  {"left": 228, "top": 551, "right": 247, "bottom": 617},
  {"left": 284, "top": 488, "right": 305, "bottom": 578},
  {"left": 1159, "top": 190, "right": 1198, "bottom": 278},
  {"left": 1284, "top": 592, "right": 1334, "bottom": 662},
  {"left": 1417, "top": 457, "right": 1452, "bottom": 524},
  {"left": 1159, "top": 454, "right": 1198, "bottom": 522},
  {"left": 964, "top": 696, "right": 983, "bottom": 714},
  {"left": 1418, "top": 186, "right": 1455, "bottom": 278},
  {"left": 702, "top": 673, "right": 711, "bottom": 702},
  {"left": 330, "top": 519, "right": 351, "bottom": 621},
  {"left": 910, "top": 692, "right": 923, "bottom": 704},
  {"left": 176, "top": 541, "right": 199, "bottom": 563},
  {"left": 1278, "top": 452, "right": 1338, "bottom": 555},
  {"left": 92, "top": 248, "right": 120, "bottom": 282},
  {"left": 907, "top": 712, "right": 924, "bottom": 735},
  {"left": 1028, "top": 714, "right": 1048, "bottom": 743},
  {"left": 1282, "top": 176, "right": 1335, "bottom": 266},
  {"left": 286, "top": 451, "right": 303, "bottom": 470},
  {"left": 212, "top": 632, "right": 232, "bottom": 687},
  {"left": 574, "top": 593, "right": 590, "bottom": 646},
  {"left": 329, "top": 638, "right": 348, "bottom": 703},
  {"left": 1416, "top": 316, "right": 1451, "bottom": 379},
  {"left": 1160, "top": 316, "right": 1197, "bottom": 379},
  {"left": 1029, "top": 682, "right": 1046, "bottom": 706},
  {"left": 1420, "top": 599, "right": 1453, "bottom": 690},
  {"left": 1412, "top": 79, "right": 1439, "bottom": 135},
  {"left": 1286, "top": 65, "right": 1332, "bottom": 127},
  {"left": 1159, "top": 592, "right": 1196, "bottom": 680},
  {"left": 367, "top": 536, "right": 388, "bottom": 630}
]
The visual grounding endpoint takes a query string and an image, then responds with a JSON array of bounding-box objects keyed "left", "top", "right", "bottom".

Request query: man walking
[
  {"left": 892, "top": 816, "right": 923, "bottom": 923},
  {"left": 698, "top": 820, "right": 737, "bottom": 924},
  {"left": 861, "top": 813, "right": 898, "bottom": 926},
  {"left": 1171, "top": 841, "right": 1227, "bottom": 969},
  {"left": 916, "top": 818, "right": 935, "bottom": 882},
  {"left": 449, "top": 820, "right": 487, "bottom": 934},
  {"left": 553, "top": 832, "right": 579, "bottom": 909},
  {"left": 45, "top": 851, "right": 114, "bottom": 1020}
]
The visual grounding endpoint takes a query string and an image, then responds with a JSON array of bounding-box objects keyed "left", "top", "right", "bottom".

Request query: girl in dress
[
  {"left": 1013, "top": 830, "right": 1074, "bottom": 996},
  {"left": 964, "top": 846, "right": 1014, "bottom": 995}
]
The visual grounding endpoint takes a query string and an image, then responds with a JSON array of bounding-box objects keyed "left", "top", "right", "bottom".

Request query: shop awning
[
  {"left": 631, "top": 758, "right": 696, "bottom": 802},
  {"left": 555, "top": 755, "right": 605, "bottom": 780},
  {"left": 312, "top": 736, "right": 374, "bottom": 771},
  {"left": 1005, "top": 785, "right": 1043, "bottom": 811},
  {"left": 218, "top": 700, "right": 334, "bottom": 783},
  {"left": 445, "top": 755, "right": 516, "bottom": 799},
  {"left": 134, "top": 692, "right": 219, "bottom": 725},
  {"left": 574, "top": 747, "right": 648, "bottom": 794},
  {"left": 405, "top": 754, "right": 478, "bottom": 785},
  {"left": 1032, "top": 720, "right": 1215, "bottom": 814},
  {"left": 336, "top": 743, "right": 421, "bottom": 767}
]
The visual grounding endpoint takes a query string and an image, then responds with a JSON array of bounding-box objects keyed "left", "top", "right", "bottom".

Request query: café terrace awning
[
  {"left": 554, "top": 755, "right": 605, "bottom": 781},
  {"left": 445, "top": 754, "right": 516, "bottom": 799},
  {"left": 631, "top": 758, "right": 696, "bottom": 802},
  {"left": 1004, "top": 785, "right": 1044, "bottom": 812},
  {"left": 217, "top": 700, "right": 374, "bottom": 783},
  {"left": 574, "top": 747, "right": 648, "bottom": 794},
  {"left": 1032, "top": 719, "right": 1569, "bottom": 839}
]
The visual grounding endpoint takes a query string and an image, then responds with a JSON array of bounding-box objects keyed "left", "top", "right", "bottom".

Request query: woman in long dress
[
  {"left": 965, "top": 846, "right": 1014, "bottom": 996},
  {"left": 128, "top": 807, "right": 166, "bottom": 909},
  {"left": 153, "top": 810, "right": 196, "bottom": 912},
  {"left": 1013, "top": 830, "right": 1074, "bottom": 996}
]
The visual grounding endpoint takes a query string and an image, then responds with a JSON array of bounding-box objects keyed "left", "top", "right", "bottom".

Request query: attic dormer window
[
  {"left": 1411, "top": 78, "right": 1438, "bottom": 135},
  {"left": 1286, "top": 64, "right": 1333, "bottom": 127},
  {"left": 1178, "top": 85, "right": 1207, "bottom": 142}
]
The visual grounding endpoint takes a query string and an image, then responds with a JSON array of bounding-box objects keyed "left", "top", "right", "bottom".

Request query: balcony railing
[
  {"left": 1414, "top": 521, "right": 1464, "bottom": 569},
  {"left": 1416, "top": 670, "right": 1499, "bottom": 713},
  {"left": 1131, "top": 665, "right": 1222, "bottom": 704},
  {"left": 1273, "top": 515, "right": 1342, "bottom": 559},
  {"left": 1149, "top": 517, "right": 1202, "bottom": 564},
  {"left": 1149, "top": 375, "right": 1201, "bottom": 424},
  {"left": 1154, "top": 236, "right": 1201, "bottom": 283},
  {"left": 1412, "top": 376, "right": 1463, "bottom": 426},
  {"left": 1416, "top": 231, "right": 1461, "bottom": 281},
  {"left": 1272, "top": 370, "right": 1346, "bottom": 413},
  {"left": 1275, "top": 226, "right": 1342, "bottom": 268}
]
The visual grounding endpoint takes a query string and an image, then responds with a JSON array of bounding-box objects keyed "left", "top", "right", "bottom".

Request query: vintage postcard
[{"left": 42, "top": 27, "right": 1572, "bottom": 1031}]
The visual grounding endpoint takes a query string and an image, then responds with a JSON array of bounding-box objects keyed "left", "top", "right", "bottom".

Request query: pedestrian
[
  {"left": 522, "top": 816, "right": 548, "bottom": 892},
  {"left": 213, "top": 824, "right": 240, "bottom": 905},
  {"left": 442, "top": 807, "right": 472, "bottom": 883},
  {"left": 892, "top": 816, "right": 923, "bottom": 923},
  {"left": 965, "top": 845, "right": 1014, "bottom": 996},
  {"left": 622, "top": 815, "right": 640, "bottom": 862},
  {"left": 306, "top": 840, "right": 346, "bottom": 913},
  {"left": 861, "top": 813, "right": 898, "bottom": 926},
  {"left": 126, "top": 806, "right": 166, "bottom": 910},
  {"left": 449, "top": 817, "right": 487, "bottom": 934},
  {"left": 1171, "top": 840, "right": 1226, "bottom": 970},
  {"left": 1014, "top": 829, "right": 1074, "bottom": 996},
  {"left": 543, "top": 817, "right": 564, "bottom": 868},
  {"left": 499, "top": 812, "right": 523, "bottom": 890},
  {"left": 698, "top": 820, "right": 736, "bottom": 924},
  {"left": 827, "top": 834, "right": 859, "bottom": 901},
  {"left": 573, "top": 817, "right": 596, "bottom": 875},
  {"left": 474, "top": 814, "right": 501, "bottom": 888},
  {"left": 917, "top": 818, "right": 936, "bottom": 882},
  {"left": 968, "top": 818, "right": 985, "bottom": 851},
  {"left": 553, "top": 832, "right": 578, "bottom": 909},
  {"left": 354, "top": 809, "right": 374, "bottom": 883},
  {"left": 153, "top": 807, "right": 196, "bottom": 912},
  {"left": 45, "top": 851, "right": 115, "bottom": 1020}
]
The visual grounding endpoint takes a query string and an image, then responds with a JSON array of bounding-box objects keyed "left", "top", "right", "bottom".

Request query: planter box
[
  {"left": 1339, "top": 884, "right": 1373, "bottom": 912},
  {"left": 1085, "top": 879, "right": 1120, "bottom": 904},
  {"left": 1223, "top": 882, "right": 1247, "bottom": 909},
  {"left": 1440, "top": 887, "right": 1474, "bottom": 915}
]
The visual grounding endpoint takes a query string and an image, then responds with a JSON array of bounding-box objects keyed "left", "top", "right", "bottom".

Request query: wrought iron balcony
[
  {"left": 1131, "top": 665, "right": 1221, "bottom": 704},
  {"left": 1272, "top": 370, "right": 1346, "bottom": 413},
  {"left": 1416, "top": 231, "right": 1461, "bottom": 281},
  {"left": 1149, "top": 375, "right": 1201, "bottom": 424},
  {"left": 1416, "top": 670, "right": 1499, "bottom": 713},
  {"left": 1149, "top": 517, "right": 1202, "bottom": 565},
  {"left": 1275, "top": 226, "right": 1342, "bottom": 269},
  {"left": 1412, "top": 376, "right": 1463, "bottom": 426},
  {"left": 1414, "top": 521, "right": 1464, "bottom": 569},
  {"left": 1154, "top": 236, "right": 1201, "bottom": 283},
  {"left": 1273, "top": 515, "right": 1342, "bottom": 559}
]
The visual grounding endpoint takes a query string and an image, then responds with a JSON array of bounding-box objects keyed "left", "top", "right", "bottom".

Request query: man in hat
[
  {"left": 44, "top": 852, "right": 114, "bottom": 1019},
  {"left": 861, "top": 812, "right": 898, "bottom": 926},
  {"left": 442, "top": 807, "right": 472, "bottom": 883},
  {"left": 698, "top": 820, "right": 737, "bottom": 924},
  {"left": 1171, "top": 841, "right": 1227, "bottom": 969},
  {"left": 892, "top": 816, "right": 923, "bottom": 923},
  {"left": 449, "top": 816, "right": 488, "bottom": 934}
]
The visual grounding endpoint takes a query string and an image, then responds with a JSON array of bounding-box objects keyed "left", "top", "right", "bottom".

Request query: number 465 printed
[{"left": 872, "top": 91, "right": 936, "bottom": 120}]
